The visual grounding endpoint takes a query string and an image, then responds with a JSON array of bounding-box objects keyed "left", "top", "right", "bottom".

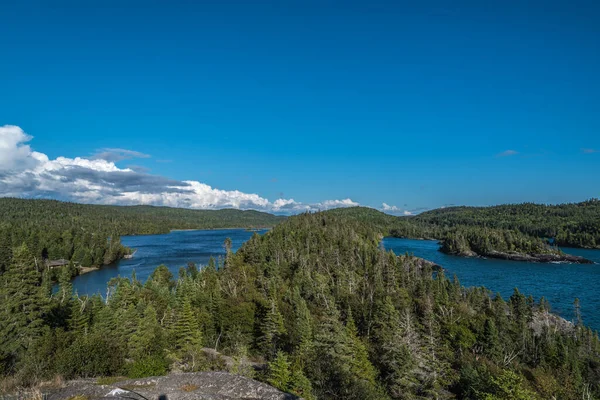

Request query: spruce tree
[
  {"left": 68, "top": 297, "right": 89, "bottom": 335},
  {"left": 130, "top": 304, "right": 163, "bottom": 359},
  {"left": 258, "top": 299, "right": 286, "bottom": 359},
  {"left": 0, "top": 244, "right": 46, "bottom": 356},
  {"left": 175, "top": 298, "right": 203, "bottom": 352},
  {"left": 267, "top": 350, "right": 292, "bottom": 391}
]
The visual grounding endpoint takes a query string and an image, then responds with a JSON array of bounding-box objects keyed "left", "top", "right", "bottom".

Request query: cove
[
  {"left": 383, "top": 237, "right": 600, "bottom": 331},
  {"left": 71, "top": 229, "right": 600, "bottom": 332},
  {"left": 71, "top": 229, "right": 267, "bottom": 296}
]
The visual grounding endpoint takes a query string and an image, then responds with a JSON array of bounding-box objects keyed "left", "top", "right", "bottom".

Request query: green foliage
[
  {"left": 175, "top": 298, "right": 203, "bottom": 352},
  {"left": 403, "top": 199, "right": 600, "bottom": 249},
  {"left": 125, "top": 355, "right": 169, "bottom": 379},
  {"left": 478, "top": 369, "right": 539, "bottom": 400},
  {"left": 129, "top": 304, "right": 163, "bottom": 359},
  {"left": 0, "top": 197, "right": 284, "bottom": 269},
  {"left": 56, "top": 333, "right": 124, "bottom": 379},
  {"left": 266, "top": 351, "right": 292, "bottom": 392},
  {"left": 440, "top": 227, "right": 559, "bottom": 257},
  {"left": 1, "top": 207, "right": 600, "bottom": 400},
  {"left": 0, "top": 244, "right": 47, "bottom": 372}
]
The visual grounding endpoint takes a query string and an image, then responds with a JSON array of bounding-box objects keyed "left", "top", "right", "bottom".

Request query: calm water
[
  {"left": 383, "top": 237, "right": 600, "bottom": 331},
  {"left": 71, "top": 229, "right": 267, "bottom": 296},
  {"left": 72, "top": 230, "right": 600, "bottom": 332}
]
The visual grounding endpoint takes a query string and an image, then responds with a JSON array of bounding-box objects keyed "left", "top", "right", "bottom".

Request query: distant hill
[
  {"left": 327, "top": 201, "right": 600, "bottom": 249},
  {"left": 0, "top": 198, "right": 285, "bottom": 271},
  {"left": 411, "top": 199, "right": 600, "bottom": 248}
]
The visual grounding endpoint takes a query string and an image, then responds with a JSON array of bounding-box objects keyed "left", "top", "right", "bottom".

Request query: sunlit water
[
  {"left": 383, "top": 237, "right": 600, "bottom": 331},
  {"left": 71, "top": 229, "right": 267, "bottom": 296},
  {"left": 71, "top": 229, "right": 600, "bottom": 331}
]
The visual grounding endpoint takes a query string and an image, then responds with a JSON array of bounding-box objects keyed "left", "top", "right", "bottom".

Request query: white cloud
[
  {"left": 0, "top": 125, "right": 359, "bottom": 214},
  {"left": 581, "top": 148, "right": 598, "bottom": 154},
  {"left": 403, "top": 210, "right": 413, "bottom": 215},
  {"left": 382, "top": 202, "right": 399, "bottom": 211}
]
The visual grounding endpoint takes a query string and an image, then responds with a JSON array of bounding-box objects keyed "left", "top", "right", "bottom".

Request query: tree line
[
  {"left": 403, "top": 199, "right": 600, "bottom": 249},
  {"left": 1, "top": 210, "right": 599, "bottom": 399},
  {"left": 439, "top": 226, "right": 560, "bottom": 257},
  {"left": 0, "top": 198, "right": 283, "bottom": 274}
]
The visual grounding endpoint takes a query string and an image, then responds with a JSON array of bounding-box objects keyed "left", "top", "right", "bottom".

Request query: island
[{"left": 439, "top": 227, "right": 594, "bottom": 264}]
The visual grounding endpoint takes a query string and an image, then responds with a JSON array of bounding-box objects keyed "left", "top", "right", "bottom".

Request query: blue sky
[{"left": 1, "top": 0, "right": 599, "bottom": 213}]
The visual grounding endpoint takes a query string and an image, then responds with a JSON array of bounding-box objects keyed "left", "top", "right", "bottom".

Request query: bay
[
  {"left": 71, "top": 229, "right": 267, "bottom": 296},
  {"left": 383, "top": 237, "right": 600, "bottom": 331},
  {"left": 72, "top": 229, "right": 600, "bottom": 332}
]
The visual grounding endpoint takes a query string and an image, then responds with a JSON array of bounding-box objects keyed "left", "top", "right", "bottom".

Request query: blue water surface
[
  {"left": 383, "top": 237, "right": 600, "bottom": 331},
  {"left": 72, "top": 229, "right": 600, "bottom": 332},
  {"left": 71, "top": 229, "right": 266, "bottom": 296}
]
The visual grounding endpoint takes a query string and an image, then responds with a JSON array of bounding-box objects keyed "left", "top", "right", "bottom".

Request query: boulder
[{"left": 42, "top": 372, "right": 299, "bottom": 400}]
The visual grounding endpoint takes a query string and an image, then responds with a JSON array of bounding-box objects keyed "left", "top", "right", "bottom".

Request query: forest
[
  {"left": 1, "top": 210, "right": 599, "bottom": 399},
  {"left": 2, "top": 198, "right": 598, "bottom": 276},
  {"left": 0, "top": 198, "right": 284, "bottom": 274},
  {"left": 401, "top": 199, "right": 600, "bottom": 249},
  {"left": 438, "top": 227, "right": 560, "bottom": 257}
]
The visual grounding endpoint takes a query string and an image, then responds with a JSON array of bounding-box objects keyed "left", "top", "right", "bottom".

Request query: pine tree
[
  {"left": 482, "top": 318, "right": 500, "bottom": 360},
  {"left": 310, "top": 305, "right": 385, "bottom": 400},
  {"left": 0, "top": 244, "right": 46, "bottom": 356},
  {"left": 371, "top": 296, "right": 417, "bottom": 398},
  {"left": 58, "top": 266, "right": 73, "bottom": 305},
  {"left": 267, "top": 350, "right": 292, "bottom": 391},
  {"left": 258, "top": 299, "right": 286, "bottom": 359},
  {"left": 130, "top": 304, "right": 163, "bottom": 359},
  {"left": 345, "top": 309, "right": 378, "bottom": 386},
  {"left": 68, "top": 297, "right": 89, "bottom": 335},
  {"left": 289, "top": 361, "right": 315, "bottom": 400},
  {"left": 175, "top": 298, "right": 203, "bottom": 352},
  {"left": 0, "top": 230, "right": 12, "bottom": 274}
]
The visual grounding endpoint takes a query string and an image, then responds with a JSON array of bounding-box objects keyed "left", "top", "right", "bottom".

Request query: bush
[
  {"left": 126, "top": 355, "right": 169, "bottom": 378},
  {"left": 57, "top": 333, "right": 124, "bottom": 379}
]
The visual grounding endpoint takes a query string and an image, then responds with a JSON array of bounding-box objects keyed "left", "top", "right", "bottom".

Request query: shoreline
[
  {"left": 122, "top": 227, "right": 273, "bottom": 237},
  {"left": 169, "top": 227, "right": 272, "bottom": 232},
  {"left": 440, "top": 249, "right": 595, "bottom": 264},
  {"left": 78, "top": 266, "right": 100, "bottom": 275}
]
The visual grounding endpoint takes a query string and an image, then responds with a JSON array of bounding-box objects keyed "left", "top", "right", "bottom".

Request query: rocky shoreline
[{"left": 441, "top": 248, "right": 594, "bottom": 264}]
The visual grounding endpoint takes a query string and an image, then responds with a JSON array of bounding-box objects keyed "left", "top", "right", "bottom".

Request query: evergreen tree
[
  {"left": 267, "top": 350, "right": 292, "bottom": 392},
  {"left": 258, "top": 299, "right": 286, "bottom": 359},
  {"left": 68, "top": 298, "right": 89, "bottom": 335},
  {"left": 130, "top": 304, "right": 163, "bottom": 359},
  {"left": 0, "top": 245, "right": 46, "bottom": 359},
  {"left": 175, "top": 298, "right": 203, "bottom": 352}
]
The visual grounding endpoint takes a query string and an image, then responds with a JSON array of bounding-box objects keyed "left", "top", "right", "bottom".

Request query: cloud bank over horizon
[{"left": 0, "top": 125, "right": 392, "bottom": 214}]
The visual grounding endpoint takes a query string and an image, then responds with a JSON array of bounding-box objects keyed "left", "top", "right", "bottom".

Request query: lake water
[
  {"left": 71, "top": 229, "right": 267, "bottom": 296},
  {"left": 383, "top": 237, "right": 600, "bottom": 331},
  {"left": 72, "top": 229, "right": 600, "bottom": 332}
]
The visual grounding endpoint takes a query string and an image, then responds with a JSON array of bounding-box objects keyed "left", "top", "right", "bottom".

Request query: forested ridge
[
  {"left": 0, "top": 198, "right": 284, "bottom": 272},
  {"left": 396, "top": 199, "right": 600, "bottom": 249},
  {"left": 1, "top": 210, "right": 599, "bottom": 399}
]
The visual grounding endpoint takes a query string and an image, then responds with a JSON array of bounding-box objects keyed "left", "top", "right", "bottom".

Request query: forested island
[
  {"left": 399, "top": 199, "right": 600, "bottom": 249},
  {"left": 439, "top": 227, "right": 594, "bottom": 263},
  {"left": 2, "top": 198, "right": 598, "bottom": 275},
  {"left": 1, "top": 209, "right": 599, "bottom": 399},
  {"left": 0, "top": 198, "right": 284, "bottom": 277}
]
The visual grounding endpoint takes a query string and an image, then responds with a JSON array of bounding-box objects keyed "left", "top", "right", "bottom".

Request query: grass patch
[{"left": 67, "top": 396, "right": 89, "bottom": 400}]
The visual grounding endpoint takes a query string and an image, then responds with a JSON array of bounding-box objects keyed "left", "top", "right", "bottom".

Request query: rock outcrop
[
  {"left": 441, "top": 248, "right": 594, "bottom": 264},
  {"left": 478, "top": 250, "right": 593, "bottom": 264},
  {"left": 42, "top": 372, "right": 298, "bottom": 400}
]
